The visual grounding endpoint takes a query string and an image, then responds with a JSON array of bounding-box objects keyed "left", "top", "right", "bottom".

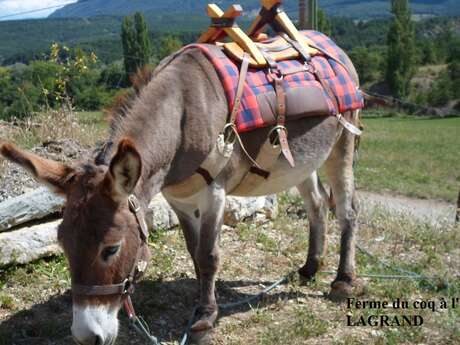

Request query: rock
[
  {"left": 0, "top": 187, "right": 64, "bottom": 232},
  {"left": 224, "top": 195, "right": 278, "bottom": 226},
  {"left": 146, "top": 195, "right": 179, "bottom": 230},
  {"left": 0, "top": 220, "right": 62, "bottom": 267},
  {"left": 0, "top": 193, "right": 278, "bottom": 267}
]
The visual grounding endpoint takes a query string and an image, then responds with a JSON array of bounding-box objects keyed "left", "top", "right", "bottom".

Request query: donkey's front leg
[{"left": 190, "top": 184, "right": 226, "bottom": 333}]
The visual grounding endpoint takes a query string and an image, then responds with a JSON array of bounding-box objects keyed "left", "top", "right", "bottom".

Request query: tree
[
  {"left": 158, "top": 36, "right": 183, "bottom": 61},
  {"left": 318, "top": 8, "right": 332, "bottom": 36},
  {"left": 121, "top": 12, "right": 151, "bottom": 83},
  {"left": 385, "top": 0, "right": 415, "bottom": 98},
  {"left": 349, "top": 47, "right": 383, "bottom": 85},
  {"left": 133, "top": 12, "right": 151, "bottom": 68}
]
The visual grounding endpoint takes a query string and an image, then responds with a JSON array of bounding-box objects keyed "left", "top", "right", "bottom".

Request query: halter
[{"left": 71, "top": 194, "right": 149, "bottom": 300}]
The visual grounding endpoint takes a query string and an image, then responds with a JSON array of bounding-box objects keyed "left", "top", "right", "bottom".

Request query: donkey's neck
[
  {"left": 107, "top": 51, "right": 229, "bottom": 205},
  {"left": 109, "top": 75, "right": 184, "bottom": 203}
]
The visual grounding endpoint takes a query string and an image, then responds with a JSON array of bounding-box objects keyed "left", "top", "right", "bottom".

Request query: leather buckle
[
  {"left": 268, "top": 125, "right": 288, "bottom": 146},
  {"left": 123, "top": 278, "right": 135, "bottom": 295},
  {"left": 268, "top": 68, "right": 284, "bottom": 82},
  {"left": 128, "top": 195, "right": 141, "bottom": 213},
  {"left": 223, "top": 123, "right": 237, "bottom": 145}
]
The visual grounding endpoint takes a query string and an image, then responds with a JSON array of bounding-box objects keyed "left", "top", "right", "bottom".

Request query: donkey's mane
[
  {"left": 105, "top": 65, "right": 154, "bottom": 133},
  {"left": 95, "top": 66, "right": 154, "bottom": 166}
]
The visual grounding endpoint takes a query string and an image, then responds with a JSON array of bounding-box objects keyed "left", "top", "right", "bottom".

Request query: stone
[
  {"left": 0, "top": 187, "right": 64, "bottom": 232},
  {"left": 0, "top": 193, "right": 279, "bottom": 267},
  {"left": 0, "top": 220, "right": 62, "bottom": 267},
  {"left": 224, "top": 195, "right": 278, "bottom": 226}
]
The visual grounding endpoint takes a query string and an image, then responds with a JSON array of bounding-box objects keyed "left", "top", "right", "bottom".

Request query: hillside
[
  {"left": 50, "top": 0, "right": 460, "bottom": 19},
  {"left": 1, "top": 14, "right": 459, "bottom": 66}
]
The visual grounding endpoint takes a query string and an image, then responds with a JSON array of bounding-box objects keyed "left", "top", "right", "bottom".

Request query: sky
[{"left": 0, "top": 0, "right": 77, "bottom": 21}]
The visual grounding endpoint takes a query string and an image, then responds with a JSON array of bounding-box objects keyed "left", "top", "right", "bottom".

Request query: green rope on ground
[
  {"left": 137, "top": 244, "right": 448, "bottom": 345},
  {"left": 179, "top": 271, "right": 296, "bottom": 345},
  {"left": 130, "top": 316, "right": 160, "bottom": 345},
  {"left": 356, "top": 244, "right": 445, "bottom": 290}
]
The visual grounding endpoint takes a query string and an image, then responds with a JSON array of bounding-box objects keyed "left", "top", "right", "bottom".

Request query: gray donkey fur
[{"left": 108, "top": 48, "right": 362, "bottom": 331}]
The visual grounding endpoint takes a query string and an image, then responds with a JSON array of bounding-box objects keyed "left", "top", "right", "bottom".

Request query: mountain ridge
[{"left": 50, "top": 0, "right": 460, "bottom": 19}]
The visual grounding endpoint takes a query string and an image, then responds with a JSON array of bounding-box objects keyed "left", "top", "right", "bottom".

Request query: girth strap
[
  {"left": 229, "top": 54, "right": 250, "bottom": 124},
  {"left": 273, "top": 74, "right": 295, "bottom": 168}
]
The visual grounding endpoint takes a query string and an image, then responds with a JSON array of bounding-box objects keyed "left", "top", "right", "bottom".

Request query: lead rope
[{"left": 124, "top": 296, "right": 160, "bottom": 345}]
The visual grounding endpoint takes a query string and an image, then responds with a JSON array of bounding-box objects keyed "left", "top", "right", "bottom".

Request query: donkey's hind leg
[
  {"left": 324, "top": 112, "right": 362, "bottom": 301},
  {"left": 297, "top": 171, "right": 330, "bottom": 280}
]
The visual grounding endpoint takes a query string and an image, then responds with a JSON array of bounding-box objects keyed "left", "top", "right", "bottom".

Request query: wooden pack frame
[
  {"left": 198, "top": 1, "right": 319, "bottom": 68},
  {"left": 247, "top": 1, "right": 318, "bottom": 54},
  {"left": 198, "top": 4, "right": 266, "bottom": 66}
]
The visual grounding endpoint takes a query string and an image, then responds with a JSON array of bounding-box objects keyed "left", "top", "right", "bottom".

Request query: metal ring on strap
[
  {"left": 268, "top": 125, "right": 288, "bottom": 146},
  {"left": 223, "top": 123, "right": 238, "bottom": 145}
]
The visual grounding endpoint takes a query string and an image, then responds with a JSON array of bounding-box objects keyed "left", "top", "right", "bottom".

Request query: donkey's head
[{"left": 0, "top": 139, "right": 150, "bottom": 345}]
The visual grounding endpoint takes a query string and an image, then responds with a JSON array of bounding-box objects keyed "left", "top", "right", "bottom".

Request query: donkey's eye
[{"left": 101, "top": 245, "right": 120, "bottom": 261}]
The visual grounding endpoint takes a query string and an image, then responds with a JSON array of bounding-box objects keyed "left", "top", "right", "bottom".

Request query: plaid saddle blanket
[{"left": 186, "top": 31, "right": 364, "bottom": 133}]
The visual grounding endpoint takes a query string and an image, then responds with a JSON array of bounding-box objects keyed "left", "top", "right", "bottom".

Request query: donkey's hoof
[
  {"left": 328, "top": 279, "right": 365, "bottom": 302},
  {"left": 298, "top": 260, "right": 322, "bottom": 282},
  {"left": 190, "top": 308, "right": 218, "bottom": 333},
  {"left": 298, "top": 266, "right": 317, "bottom": 282}
]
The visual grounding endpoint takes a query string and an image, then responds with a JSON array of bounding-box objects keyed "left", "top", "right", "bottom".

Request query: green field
[{"left": 355, "top": 115, "right": 460, "bottom": 202}]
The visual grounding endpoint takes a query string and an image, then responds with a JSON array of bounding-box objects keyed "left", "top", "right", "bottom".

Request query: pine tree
[
  {"left": 121, "top": 12, "right": 151, "bottom": 84},
  {"left": 318, "top": 9, "right": 332, "bottom": 36},
  {"left": 133, "top": 12, "right": 151, "bottom": 68},
  {"left": 385, "top": 0, "right": 415, "bottom": 98},
  {"left": 121, "top": 16, "right": 136, "bottom": 78}
]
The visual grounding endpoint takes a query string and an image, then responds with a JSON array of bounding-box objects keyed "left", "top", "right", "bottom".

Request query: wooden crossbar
[
  {"left": 198, "top": 4, "right": 266, "bottom": 65},
  {"left": 247, "top": 0, "right": 317, "bottom": 51}
]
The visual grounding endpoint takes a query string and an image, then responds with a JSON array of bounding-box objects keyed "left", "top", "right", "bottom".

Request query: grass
[
  {"left": 0, "top": 195, "right": 459, "bottom": 345},
  {"left": 0, "top": 110, "right": 107, "bottom": 149},
  {"left": 0, "top": 110, "right": 459, "bottom": 343},
  {"left": 355, "top": 113, "right": 460, "bottom": 202}
]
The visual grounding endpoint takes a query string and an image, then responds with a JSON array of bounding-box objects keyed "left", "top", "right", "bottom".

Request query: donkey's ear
[
  {"left": 105, "top": 138, "right": 142, "bottom": 201},
  {"left": 0, "top": 141, "right": 75, "bottom": 195}
]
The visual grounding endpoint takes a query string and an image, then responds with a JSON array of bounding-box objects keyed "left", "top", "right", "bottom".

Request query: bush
[{"left": 349, "top": 47, "right": 384, "bottom": 85}]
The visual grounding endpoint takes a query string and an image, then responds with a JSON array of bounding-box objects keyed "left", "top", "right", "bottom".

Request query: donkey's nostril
[{"left": 94, "top": 336, "right": 103, "bottom": 345}]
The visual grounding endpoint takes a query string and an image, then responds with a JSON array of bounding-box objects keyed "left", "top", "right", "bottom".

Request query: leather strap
[
  {"left": 196, "top": 167, "right": 214, "bottom": 185},
  {"left": 280, "top": 33, "right": 311, "bottom": 62},
  {"left": 72, "top": 282, "right": 130, "bottom": 296},
  {"left": 229, "top": 54, "right": 250, "bottom": 124},
  {"left": 72, "top": 194, "right": 148, "bottom": 297},
  {"left": 260, "top": 49, "right": 278, "bottom": 70},
  {"left": 128, "top": 194, "right": 149, "bottom": 242},
  {"left": 273, "top": 75, "right": 295, "bottom": 168}
]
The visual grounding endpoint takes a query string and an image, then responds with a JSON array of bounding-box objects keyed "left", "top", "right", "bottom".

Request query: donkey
[{"left": 0, "top": 48, "right": 361, "bottom": 345}]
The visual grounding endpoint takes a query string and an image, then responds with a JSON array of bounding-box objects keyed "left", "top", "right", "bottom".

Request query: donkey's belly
[
  {"left": 227, "top": 117, "right": 339, "bottom": 197},
  {"left": 229, "top": 158, "right": 322, "bottom": 197}
]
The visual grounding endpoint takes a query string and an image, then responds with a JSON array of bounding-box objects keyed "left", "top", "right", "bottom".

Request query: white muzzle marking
[{"left": 72, "top": 304, "right": 119, "bottom": 345}]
